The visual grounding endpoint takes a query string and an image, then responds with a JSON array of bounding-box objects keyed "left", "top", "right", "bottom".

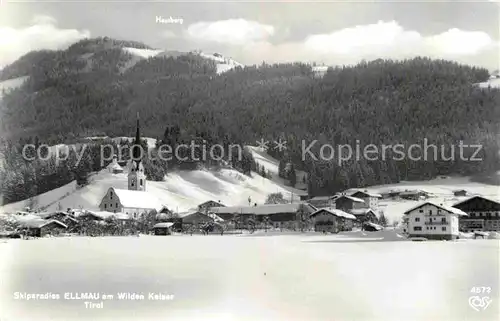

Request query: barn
[{"left": 310, "top": 208, "right": 356, "bottom": 233}]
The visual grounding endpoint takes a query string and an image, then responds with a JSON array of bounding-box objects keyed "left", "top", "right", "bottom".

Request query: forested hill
[{"left": 0, "top": 37, "right": 499, "bottom": 202}]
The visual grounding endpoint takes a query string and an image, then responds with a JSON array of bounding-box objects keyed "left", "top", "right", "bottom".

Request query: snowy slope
[
  {"left": 0, "top": 76, "right": 29, "bottom": 100},
  {"left": 120, "top": 48, "right": 244, "bottom": 74},
  {"left": 247, "top": 146, "right": 308, "bottom": 191},
  {"left": 199, "top": 52, "right": 244, "bottom": 74},
  {"left": 0, "top": 167, "right": 304, "bottom": 214},
  {"left": 473, "top": 77, "right": 500, "bottom": 89}
]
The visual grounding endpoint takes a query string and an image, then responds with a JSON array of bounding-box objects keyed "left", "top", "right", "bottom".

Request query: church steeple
[
  {"left": 132, "top": 112, "right": 141, "bottom": 164},
  {"left": 128, "top": 112, "right": 146, "bottom": 191}
]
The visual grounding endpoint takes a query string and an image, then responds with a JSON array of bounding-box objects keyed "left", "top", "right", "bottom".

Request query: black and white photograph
[{"left": 0, "top": 0, "right": 499, "bottom": 320}]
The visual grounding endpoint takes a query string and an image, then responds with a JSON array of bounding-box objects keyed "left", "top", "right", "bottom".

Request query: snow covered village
[{"left": 0, "top": 1, "right": 499, "bottom": 321}]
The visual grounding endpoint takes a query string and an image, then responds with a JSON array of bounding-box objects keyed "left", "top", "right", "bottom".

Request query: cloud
[
  {"left": 224, "top": 20, "right": 497, "bottom": 69},
  {"left": 186, "top": 19, "right": 275, "bottom": 45},
  {"left": 0, "top": 15, "right": 90, "bottom": 69}
]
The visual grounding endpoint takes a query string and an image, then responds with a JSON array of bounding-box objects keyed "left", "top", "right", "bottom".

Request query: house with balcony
[
  {"left": 452, "top": 196, "right": 500, "bottom": 232},
  {"left": 403, "top": 201, "right": 468, "bottom": 240}
]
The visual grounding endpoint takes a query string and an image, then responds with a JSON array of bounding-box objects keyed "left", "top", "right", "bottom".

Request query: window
[
  {"left": 104, "top": 204, "right": 107, "bottom": 209},
  {"left": 429, "top": 210, "right": 433, "bottom": 215},
  {"left": 116, "top": 203, "right": 118, "bottom": 208},
  {"left": 415, "top": 217, "right": 420, "bottom": 222},
  {"left": 419, "top": 209, "right": 423, "bottom": 213},
  {"left": 442, "top": 227, "right": 446, "bottom": 231},
  {"left": 110, "top": 203, "right": 112, "bottom": 208},
  {"left": 110, "top": 191, "right": 113, "bottom": 199},
  {"left": 140, "top": 179, "right": 143, "bottom": 186},
  {"left": 441, "top": 218, "right": 446, "bottom": 223},
  {"left": 414, "top": 226, "right": 422, "bottom": 231},
  {"left": 131, "top": 181, "right": 135, "bottom": 187},
  {"left": 438, "top": 210, "right": 441, "bottom": 214}
]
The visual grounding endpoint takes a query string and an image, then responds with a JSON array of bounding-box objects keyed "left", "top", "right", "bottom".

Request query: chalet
[
  {"left": 349, "top": 190, "right": 382, "bottom": 211},
  {"left": 211, "top": 203, "right": 316, "bottom": 226},
  {"left": 453, "top": 190, "right": 468, "bottom": 197},
  {"left": 310, "top": 208, "right": 356, "bottom": 233},
  {"left": 153, "top": 222, "right": 174, "bottom": 235},
  {"left": 350, "top": 208, "right": 378, "bottom": 225},
  {"left": 334, "top": 195, "right": 365, "bottom": 212},
  {"left": 99, "top": 187, "right": 163, "bottom": 219},
  {"left": 107, "top": 156, "right": 124, "bottom": 174},
  {"left": 198, "top": 200, "right": 225, "bottom": 213},
  {"left": 178, "top": 211, "right": 214, "bottom": 229},
  {"left": 18, "top": 219, "right": 67, "bottom": 237},
  {"left": 36, "top": 211, "right": 79, "bottom": 226},
  {"left": 452, "top": 196, "right": 500, "bottom": 232},
  {"left": 403, "top": 202, "right": 467, "bottom": 240}
]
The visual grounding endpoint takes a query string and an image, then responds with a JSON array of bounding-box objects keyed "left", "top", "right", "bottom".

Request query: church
[{"left": 98, "top": 115, "right": 163, "bottom": 219}]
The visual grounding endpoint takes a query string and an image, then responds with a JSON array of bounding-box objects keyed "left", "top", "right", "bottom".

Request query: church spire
[{"left": 132, "top": 112, "right": 141, "bottom": 161}]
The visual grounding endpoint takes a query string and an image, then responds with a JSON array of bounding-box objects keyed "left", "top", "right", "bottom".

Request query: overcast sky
[{"left": 0, "top": 0, "right": 499, "bottom": 70}]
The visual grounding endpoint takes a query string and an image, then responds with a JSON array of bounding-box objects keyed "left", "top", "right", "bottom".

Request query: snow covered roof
[
  {"left": 198, "top": 200, "right": 225, "bottom": 208},
  {"left": 86, "top": 211, "right": 131, "bottom": 221},
  {"left": 349, "top": 190, "right": 383, "bottom": 198},
  {"left": 177, "top": 210, "right": 203, "bottom": 218},
  {"left": 310, "top": 208, "right": 356, "bottom": 220},
  {"left": 211, "top": 203, "right": 315, "bottom": 216},
  {"left": 153, "top": 222, "right": 174, "bottom": 228},
  {"left": 19, "top": 219, "right": 67, "bottom": 229},
  {"left": 350, "top": 208, "right": 377, "bottom": 216},
  {"left": 308, "top": 196, "right": 335, "bottom": 201},
  {"left": 336, "top": 195, "right": 365, "bottom": 203},
  {"left": 35, "top": 211, "right": 78, "bottom": 222},
  {"left": 107, "top": 161, "right": 124, "bottom": 172},
  {"left": 452, "top": 195, "right": 500, "bottom": 208},
  {"left": 403, "top": 202, "right": 468, "bottom": 216},
  {"left": 111, "top": 188, "right": 163, "bottom": 211}
]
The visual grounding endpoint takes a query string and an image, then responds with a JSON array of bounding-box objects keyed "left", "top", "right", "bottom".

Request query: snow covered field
[{"left": 0, "top": 235, "right": 498, "bottom": 321}]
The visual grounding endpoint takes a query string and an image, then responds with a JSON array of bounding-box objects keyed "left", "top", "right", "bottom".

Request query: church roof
[{"left": 112, "top": 188, "right": 163, "bottom": 211}]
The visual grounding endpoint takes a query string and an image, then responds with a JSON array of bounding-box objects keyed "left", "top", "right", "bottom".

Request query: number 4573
[{"left": 471, "top": 287, "right": 491, "bottom": 294}]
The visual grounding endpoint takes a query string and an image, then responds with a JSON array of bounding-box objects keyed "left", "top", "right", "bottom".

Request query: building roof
[
  {"left": 198, "top": 200, "right": 226, "bottom": 208},
  {"left": 177, "top": 210, "right": 203, "bottom": 218},
  {"left": 211, "top": 203, "right": 315, "bottom": 216},
  {"left": 350, "top": 208, "right": 377, "bottom": 216},
  {"left": 349, "top": 190, "right": 383, "bottom": 198},
  {"left": 308, "top": 196, "right": 334, "bottom": 201},
  {"left": 111, "top": 188, "right": 163, "bottom": 211},
  {"left": 399, "top": 190, "right": 428, "bottom": 196},
  {"left": 452, "top": 195, "right": 500, "bottom": 208},
  {"left": 310, "top": 207, "right": 356, "bottom": 220},
  {"left": 403, "top": 201, "right": 468, "bottom": 216},
  {"left": 35, "top": 211, "right": 78, "bottom": 222},
  {"left": 86, "top": 211, "right": 131, "bottom": 221},
  {"left": 107, "top": 161, "right": 124, "bottom": 172},
  {"left": 335, "top": 195, "right": 365, "bottom": 203},
  {"left": 153, "top": 222, "right": 174, "bottom": 228},
  {"left": 19, "top": 219, "right": 68, "bottom": 229}
]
